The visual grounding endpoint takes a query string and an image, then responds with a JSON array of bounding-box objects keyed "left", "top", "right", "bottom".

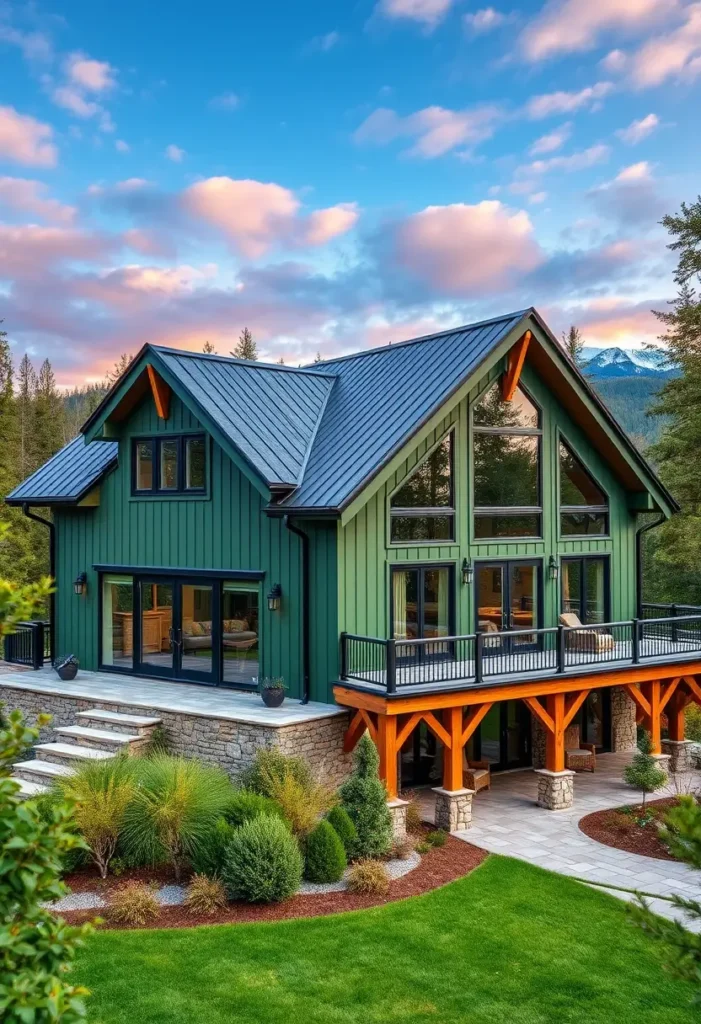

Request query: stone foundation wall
[
  {"left": 610, "top": 686, "right": 637, "bottom": 752},
  {"left": 0, "top": 683, "right": 353, "bottom": 788}
]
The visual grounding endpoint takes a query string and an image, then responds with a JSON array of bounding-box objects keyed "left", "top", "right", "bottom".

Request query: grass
[{"left": 75, "top": 856, "right": 696, "bottom": 1024}]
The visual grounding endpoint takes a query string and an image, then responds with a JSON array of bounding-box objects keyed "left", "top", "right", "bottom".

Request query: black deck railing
[
  {"left": 340, "top": 604, "right": 701, "bottom": 694},
  {"left": 3, "top": 620, "right": 50, "bottom": 670}
]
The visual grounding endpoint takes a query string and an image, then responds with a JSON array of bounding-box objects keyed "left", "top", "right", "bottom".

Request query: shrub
[
  {"left": 57, "top": 755, "right": 136, "bottom": 878},
  {"left": 189, "top": 816, "right": 237, "bottom": 878},
  {"left": 143, "top": 724, "right": 171, "bottom": 757},
  {"left": 623, "top": 731, "right": 668, "bottom": 811},
  {"left": 109, "top": 881, "right": 160, "bottom": 926},
  {"left": 426, "top": 829, "right": 448, "bottom": 848},
  {"left": 326, "top": 804, "right": 358, "bottom": 858},
  {"left": 241, "top": 748, "right": 313, "bottom": 797},
  {"left": 403, "top": 795, "right": 424, "bottom": 834},
  {"left": 263, "top": 769, "right": 335, "bottom": 838},
  {"left": 415, "top": 841, "right": 431, "bottom": 854},
  {"left": 224, "top": 790, "right": 286, "bottom": 828},
  {"left": 391, "top": 836, "right": 415, "bottom": 860},
  {"left": 122, "top": 755, "right": 234, "bottom": 881},
  {"left": 0, "top": 710, "right": 93, "bottom": 1022},
  {"left": 685, "top": 703, "right": 701, "bottom": 743},
  {"left": 223, "top": 814, "right": 302, "bottom": 903},
  {"left": 304, "top": 820, "right": 346, "bottom": 883},
  {"left": 346, "top": 859, "right": 390, "bottom": 896},
  {"left": 339, "top": 734, "right": 393, "bottom": 859},
  {"left": 184, "top": 874, "right": 228, "bottom": 916}
]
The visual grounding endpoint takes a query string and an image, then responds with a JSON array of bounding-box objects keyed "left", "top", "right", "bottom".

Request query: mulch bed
[
  {"left": 60, "top": 834, "right": 487, "bottom": 930},
  {"left": 578, "top": 798, "right": 680, "bottom": 861}
]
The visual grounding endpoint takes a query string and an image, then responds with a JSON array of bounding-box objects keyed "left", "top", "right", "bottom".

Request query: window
[
  {"left": 559, "top": 440, "right": 608, "bottom": 536},
  {"left": 392, "top": 565, "right": 453, "bottom": 659},
  {"left": 561, "top": 557, "right": 608, "bottom": 624},
  {"left": 472, "top": 382, "right": 542, "bottom": 538},
  {"left": 132, "top": 434, "right": 207, "bottom": 495},
  {"left": 390, "top": 432, "right": 455, "bottom": 543},
  {"left": 101, "top": 575, "right": 134, "bottom": 669},
  {"left": 222, "top": 582, "right": 259, "bottom": 686}
]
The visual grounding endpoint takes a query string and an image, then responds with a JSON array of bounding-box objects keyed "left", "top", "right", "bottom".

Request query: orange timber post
[
  {"left": 544, "top": 692, "right": 566, "bottom": 772},
  {"left": 442, "top": 706, "right": 463, "bottom": 791},
  {"left": 377, "top": 714, "right": 399, "bottom": 800}
]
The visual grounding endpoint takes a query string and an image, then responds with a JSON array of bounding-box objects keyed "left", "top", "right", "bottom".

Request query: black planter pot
[
  {"left": 56, "top": 662, "right": 78, "bottom": 681},
  {"left": 261, "top": 687, "right": 285, "bottom": 708}
]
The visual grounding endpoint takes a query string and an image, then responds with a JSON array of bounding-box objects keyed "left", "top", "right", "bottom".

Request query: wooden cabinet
[{"left": 114, "top": 612, "right": 163, "bottom": 655}]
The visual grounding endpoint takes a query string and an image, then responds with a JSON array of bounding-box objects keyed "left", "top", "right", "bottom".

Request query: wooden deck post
[
  {"left": 642, "top": 679, "right": 662, "bottom": 754},
  {"left": 545, "top": 693, "right": 566, "bottom": 772},
  {"left": 667, "top": 691, "right": 686, "bottom": 743},
  {"left": 377, "top": 714, "right": 399, "bottom": 800},
  {"left": 443, "top": 706, "right": 463, "bottom": 791}
]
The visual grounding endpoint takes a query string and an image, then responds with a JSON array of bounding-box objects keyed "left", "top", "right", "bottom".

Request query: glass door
[
  {"left": 135, "top": 577, "right": 217, "bottom": 684},
  {"left": 476, "top": 560, "right": 540, "bottom": 654},
  {"left": 476, "top": 700, "right": 532, "bottom": 771},
  {"left": 392, "top": 566, "right": 453, "bottom": 662},
  {"left": 137, "top": 579, "right": 175, "bottom": 677}
]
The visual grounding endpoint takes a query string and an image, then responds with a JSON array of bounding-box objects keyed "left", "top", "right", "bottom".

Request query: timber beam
[
  {"left": 502, "top": 330, "right": 532, "bottom": 402},
  {"left": 147, "top": 364, "right": 171, "bottom": 420}
]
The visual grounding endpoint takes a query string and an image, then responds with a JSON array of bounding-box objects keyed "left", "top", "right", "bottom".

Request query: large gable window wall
[
  {"left": 390, "top": 431, "right": 455, "bottom": 544},
  {"left": 472, "top": 382, "right": 542, "bottom": 539},
  {"left": 559, "top": 439, "right": 609, "bottom": 536}
]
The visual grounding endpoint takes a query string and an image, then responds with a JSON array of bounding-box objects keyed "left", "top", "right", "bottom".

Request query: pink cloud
[
  {"left": 628, "top": 3, "right": 701, "bottom": 86},
  {"left": 616, "top": 113, "right": 660, "bottom": 143},
  {"left": 393, "top": 200, "right": 544, "bottom": 294},
  {"left": 553, "top": 297, "right": 664, "bottom": 348},
  {"left": 0, "top": 224, "right": 113, "bottom": 277},
  {"left": 122, "top": 228, "right": 175, "bottom": 257},
  {"left": 517, "top": 143, "right": 610, "bottom": 177},
  {"left": 0, "top": 177, "right": 75, "bottom": 224},
  {"left": 165, "top": 144, "right": 185, "bottom": 162},
  {"left": 376, "top": 0, "right": 456, "bottom": 28},
  {"left": 521, "top": 0, "right": 677, "bottom": 61},
  {"left": 525, "top": 82, "right": 613, "bottom": 118},
  {"left": 65, "top": 53, "right": 117, "bottom": 92},
  {"left": 528, "top": 122, "right": 572, "bottom": 155},
  {"left": 464, "top": 8, "right": 510, "bottom": 34},
  {"left": 354, "top": 104, "right": 501, "bottom": 157},
  {"left": 303, "top": 203, "right": 359, "bottom": 245},
  {"left": 0, "top": 105, "right": 58, "bottom": 167},
  {"left": 51, "top": 85, "right": 100, "bottom": 119}
]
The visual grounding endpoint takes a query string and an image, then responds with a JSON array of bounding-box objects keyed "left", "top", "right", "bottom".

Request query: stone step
[
  {"left": 54, "top": 724, "right": 141, "bottom": 751},
  {"left": 35, "top": 741, "right": 114, "bottom": 766},
  {"left": 11, "top": 777, "right": 51, "bottom": 799},
  {"left": 75, "top": 708, "right": 161, "bottom": 735},
  {"left": 12, "top": 758, "right": 75, "bottom": 784}
]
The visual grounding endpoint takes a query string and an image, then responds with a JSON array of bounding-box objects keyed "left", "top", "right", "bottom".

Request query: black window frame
[
  {"left": 131, "top": 433, "right": 207, "bottom": 496},
  {"left": 558, "top": 436, "right": 609, "bottom": 539},
  {"left": 560, "top": 555, "right": 611, "bottom": 625},
  {"left": 472, "top": 382, "right": 543, "bottom": 541},
  {"left": 389, "top": 562, "right": 456, "bottom": 662},
  {"left": 389, "top": 430, "right": 456, "bottom": 545}
]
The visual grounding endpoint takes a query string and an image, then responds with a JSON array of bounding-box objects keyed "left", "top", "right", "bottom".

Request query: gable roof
[
  {"left": 6, "top": 435, "right": 118, "bottom": 506},
  {"left": 5, "top": 307, "right": 678, "bottom": 516}
]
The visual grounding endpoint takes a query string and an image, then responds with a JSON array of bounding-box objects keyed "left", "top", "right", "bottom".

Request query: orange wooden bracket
[
  {"left": 523, "top": 695, "right": 555, "bottom": 734},
  {"left": 147, "top": 364, "right": 171, "bottom": 420},
  {"left": 359, "top": 708, "right": 378, "bottom": 744},
  {"left": 564, "top": 689, "right": 590, "bottom": 730},
  {"left": 622, "top": 683, "right": 651, "bottom": 718},
  {"left": 659, "top": 677, "right": 681, "bottom": 712},
  {"left": 423, "top": 710, "right": 451, "bottom": 748},
  {"left": 461, "top": 703, "right": 494, "bottom": 746},
  {"left": 396, "top": 712, "right": 423, "bottom": 750},
  {"left": 343, "top": 710, "right": 367, "bottom": 753},
  {"left": 683, "top": 675, "right": 701, "bottom": 705},
  {"left": 502, "top": 330, "right": 532, "bottom": 402}
]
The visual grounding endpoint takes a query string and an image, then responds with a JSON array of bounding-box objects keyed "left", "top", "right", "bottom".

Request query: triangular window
[
  {"left": 559, "top": 440, "right": 608, "bottom": 536},
  {"left": 390, "top": 432, "right": 454, "bottom": 543}
]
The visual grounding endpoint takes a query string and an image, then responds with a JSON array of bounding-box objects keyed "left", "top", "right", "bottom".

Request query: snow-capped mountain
[{"left": 580, "top": 346, "right": 675, "bottom": 379}]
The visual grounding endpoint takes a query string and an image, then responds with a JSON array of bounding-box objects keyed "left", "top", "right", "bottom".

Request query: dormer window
[
  {"left": 390, "top": 432, "right": 455, "bottom": 543},
  {"left": 559, "top": 440, "right": 608, "bottom": 536},
  {"left": 132, "top": 434, "right": 207, "bottom": 495}
]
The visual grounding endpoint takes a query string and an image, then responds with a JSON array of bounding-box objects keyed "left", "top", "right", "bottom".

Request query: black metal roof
[{"left": 6, "top": 435, "right": 118, "bottom": 505}]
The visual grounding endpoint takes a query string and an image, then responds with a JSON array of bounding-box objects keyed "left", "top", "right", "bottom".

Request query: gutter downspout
[
  {"left": 21, "top": 503, "right": 55, "bottom": 664},
  {"left": 635, "top": 511, "right": 666, "bottom": 617},
  {"left": 283, "top": 516, "right": 310, "bottom": 705}
]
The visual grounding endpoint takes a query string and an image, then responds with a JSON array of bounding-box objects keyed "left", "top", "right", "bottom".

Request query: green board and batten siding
[
  {"left": 54, "top": 392, "right": 339, "bottom": 704},
  {"left": 337, "top": 359, "right": 638, "bottom": 640}
]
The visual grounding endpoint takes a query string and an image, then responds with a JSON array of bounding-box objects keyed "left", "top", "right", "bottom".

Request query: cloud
[
  {"left": 115, "top": 139, "right": 130, "bottom": 153},
  {"left": 517, "top": 143, "right": 610, "bottom": 177},
  {"left": 304, "top": 30, "right": 341, "bottom": 52},
  {"left": 181, "top": 177, "right": 358, "bottom": 257},
  {"left": 0, "top": 23, "right": 53, "bottom": 63},
  {"left": 208, "top": 92, "right": 240, "bottom": 110},
  {"left": 600, "top": 48, "right": 628, "bottom": 72},
  {"left": 165, "top": 144, "right": 185, "bottom": 162},
  {"left": 48, "top": 51, "right": 118, "bottom": 130},
  {"left": 354, "top": 104, "right": 501, "bottom": 157},
  {"left": 391, "top": 200, "right": 544, "bottom": 294},
  {"left": 528, "top": 122, "right": 572, "bottom": 155},
  {"left": 0, "top": 105, "right": 58, "bottom": 167},
  {"left": 627, "top": 3, "right": 701, "bottom": 86},
  {"left": 588, "top": 161, "right": 667, "bottom": 226},
  {"left": 616, "top": 112, "right": 660, "bottom": 143},
  {"left": 525, "top": 82, "right": 613, "bottom": 118},
  {"left": 375, "top": 0, "right": 456, "bottom": 28},
  {"left": 65, "top": 53, "right": 116, "bottom": 92},
  {"left": 122, "top": 228, "right": 176, "bottom": 258},
  {"left": 0, "top": 177, "right": 75, "bottom": 224},
  {"left": 463, "top": 8, "right": 509, "bottom": 33},
  {"left": 553, "top": 297, "right": 664, "bottom": 348},
  {"left": 0, "top": 224, "right": 113, "bottom": 277},
  {"left": 529, "top": 191, "right": 548, "bottom": 204},
  {"left": 51, "top": 85, "right": 100, "bottom": 118},
  {"left": 520, "top": 0, "right": 676, "bottom": 61}
]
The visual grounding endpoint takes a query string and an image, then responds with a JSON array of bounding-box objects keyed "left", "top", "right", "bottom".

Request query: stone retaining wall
[{"left": 0, "top": 683, "right": 353, "bottom": 788}]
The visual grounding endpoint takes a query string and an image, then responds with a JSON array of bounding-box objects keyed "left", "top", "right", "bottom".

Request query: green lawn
[{"left": 76, "top": 856, "right": 695, "bottom": 1024}]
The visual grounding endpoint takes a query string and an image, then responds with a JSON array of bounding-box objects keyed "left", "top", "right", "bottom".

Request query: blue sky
[{"left": 0, "top": 0, "right": 699, "bottom": 384}]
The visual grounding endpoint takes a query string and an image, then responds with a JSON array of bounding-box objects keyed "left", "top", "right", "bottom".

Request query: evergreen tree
[
  {"left": 103, "top": 353, "right": 133, "bottom": 387},
  {"left": 33, "top": 359, "right": 63, "bottom": 471},
  {"left": 202, "top": 340, "right": 216, "bottom": 354},
  {"left": 339, "top": 734, "right": 393, "bottom": 858},
  {"left": 561, "top": 325, "right": 584, "bottom": 366},
  {"left": 0, "top": 324, "right": 17, "bottom": 497},
  {"left": 231, "top": 327, "right": 257, "bottom": 361},
  {"left": 314, "top": 351, "right": 323, "bottom": 363},
  {"left": 623, "top": 731, "right": 667, "bottom": 811},
  {"left": 16, "top": 354, "right": 37, "bottom": 481}
]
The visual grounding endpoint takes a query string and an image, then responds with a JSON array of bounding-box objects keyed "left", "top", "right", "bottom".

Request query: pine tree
[
  {"left": 314, "top": 352, "right": 323, "bottom": 363},
  {"left": 339, "top": 734, "right": 393, "bottom": 858},
  {"left": 561, "top": 325, "right": 584, "bottom": 366},
  {"left": 202, "top": 340, "right": 216, "bottom": 354},
  {"left": 0, "top": 324, "right": 16, "bottom": 496},
  {"left": 231, "top": 328, "right": 257, "bottom": 361},
  {"left": 623, "top": 731, "right": 667, "bottom": 811},
  {"left": 33, "top": 359, "right": 64, "bottom": 471},
  {"left": 103, "top": 353, "right": 133, "bottom": 387},
  {"left": 17, "top": 354, "right": 37, "bottom": 481}
]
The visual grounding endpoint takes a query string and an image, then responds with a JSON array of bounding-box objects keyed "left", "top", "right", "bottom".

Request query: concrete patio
[{"left": 420, "top": 751, "right": 701, "bottom": 930}]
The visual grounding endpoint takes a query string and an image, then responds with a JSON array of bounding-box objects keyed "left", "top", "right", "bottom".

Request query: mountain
[{"left": 580, "top": 346, "right": 675, "bottom": 379}]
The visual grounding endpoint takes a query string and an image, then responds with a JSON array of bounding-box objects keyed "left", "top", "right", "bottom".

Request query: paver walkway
[{"left": 421, "top": 752, "right": 701, "bottom": 929}]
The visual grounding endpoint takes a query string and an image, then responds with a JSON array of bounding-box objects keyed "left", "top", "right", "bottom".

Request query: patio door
[
  {"left": 477, "top": 700, "right": 532, "bottom": 771},
  {"left": 475, "top": 560, "right": 541, "bottom": 654},
  {"left": 391, "top": 565, "right": 453, "bottom": 662},
  {"left": 135, "top": 577, "right": 216, "bottom": 685}
]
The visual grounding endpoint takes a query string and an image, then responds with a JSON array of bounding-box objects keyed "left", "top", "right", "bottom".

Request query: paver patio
[{"left": 420, "top": 751, "right": 701, "bottom": 929}]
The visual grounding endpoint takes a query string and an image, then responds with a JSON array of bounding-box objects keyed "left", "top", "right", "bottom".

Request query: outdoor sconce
[
  {"left": 548, "top": 556, "right": 559, "bottom": 582},
  {"left": 267, "top": 583, "right": 282, "bottom": 612},
  {"left": 73, "top": 571, "right": 87, "bottom": 596},
  {"left": 461, "top": 558, "right": 473, "bottom": 586}
]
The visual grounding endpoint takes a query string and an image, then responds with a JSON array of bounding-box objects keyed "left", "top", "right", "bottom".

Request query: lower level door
[{"left": 477, "top": 700, "right": 532, "bottom": 771}]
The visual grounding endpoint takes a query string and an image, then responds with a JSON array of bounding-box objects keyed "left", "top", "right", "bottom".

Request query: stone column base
[
  {"left": 534, "top": 769, "right": 575, "bottom": 810},
  {"left": 651, "top": 752, "right": 671, "bottom": 775},
  {"left": 661, "top": 740, "right": 693, "bottom": 774},
  {"left": 387, "top": 798, "right": 409, "bottom": 841},
  {"left": 432, "top": 787, "right": 474, "bottom": 832}
]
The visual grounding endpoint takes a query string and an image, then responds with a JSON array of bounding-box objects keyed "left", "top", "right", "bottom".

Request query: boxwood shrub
[
  {"left": 222, "top": 814, "right": 302, "bottom": 903},
  {"left": 223, "top": 790, "right": 286, "bottom": 828},
  {"left": 326, "top": 805, "right": 358, "bottom": 859},
  {"left": 304, "top": 820, "right": 346, "bottom": 883}
]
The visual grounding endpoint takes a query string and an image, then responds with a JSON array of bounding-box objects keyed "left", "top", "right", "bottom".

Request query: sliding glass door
[
  {"left": 392, "top": 565, "right": 453, "bottom": 661},
  {"left": 475, "top": 560, "right": 541, "bottom": 654}
]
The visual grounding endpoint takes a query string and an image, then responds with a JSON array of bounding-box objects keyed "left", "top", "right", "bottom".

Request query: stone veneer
[
  {"left": 0, "top": 683, "right": 353, "bottom": 788},
  {"left": 661, "top": 739, "right": 694, "bottom": 774},
  {"left": 432, "top": 787, "right": 473, "bottom": 832},
  {"left": 534, "top": 768, "right": 575, "bottom": 810},
  {"left": 387, "top": 798, "right": 408, "bottom": 841},
  {"left": 531, "top": 686, "right": 638, "bottom": 768}
]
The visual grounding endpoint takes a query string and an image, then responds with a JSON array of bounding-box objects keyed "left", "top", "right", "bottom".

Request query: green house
[{"left": 8, "top": 307, "right": 699, "bottom": 812}]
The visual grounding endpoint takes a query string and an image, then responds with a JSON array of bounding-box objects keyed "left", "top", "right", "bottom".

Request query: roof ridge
[
  {"left": 306, "top": 308, "right": 532, "bottom": 368},
  {"left": 152, "top": 345, "right": 338, "bottom": 379}
]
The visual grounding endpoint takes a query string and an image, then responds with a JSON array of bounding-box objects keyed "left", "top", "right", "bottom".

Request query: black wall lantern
[
  {"left": 267, "top": 583, "right": 282, "bottom": 612},
  {"left": 73, "top": 571, "right": 87, "bottom": 596},
  {"left": 461, "top": 558, "right": 473, "bottom": 586},
  {"left": 548, "top": 555, "right": 559, "bottom": 582}
]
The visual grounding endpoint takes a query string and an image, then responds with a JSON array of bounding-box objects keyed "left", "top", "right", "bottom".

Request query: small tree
[
  {"left": 202, "top": 339, "right": 216, "bottom": 354},
  {"left": 561, "top": 325, "right": 584, "bottom": 366},
  {"left": 339, "top": 734, "right": 393, "bottom": 858},
  {"left": 623, "top": 731, "right": 667, "bottom": 811},
  {"left": 231, "top": 327, "right": 257, "bottom": 361}
]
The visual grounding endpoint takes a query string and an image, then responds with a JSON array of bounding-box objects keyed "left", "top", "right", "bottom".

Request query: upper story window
[
  {"left": 390, "top": 432, "right": 454, "bottom": 543},
  {"left": 472, "top": 381, "right": 542, "bottom": 539},
  {"left": 559, "top": 440, "right": 608, "bottom": 536},
  {"left": 132, "top": 434, "right": 207, "bottom": 495}
]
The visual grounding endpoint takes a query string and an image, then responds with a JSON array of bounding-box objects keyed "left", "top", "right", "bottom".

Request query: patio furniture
[
  {"left": 564, "top": 724, "right": 596, "bottom": 772},
  {"left": 559, "top": 612, "right": 615, "bottom": 653},
  {"left": 463, "top": 758, "right": 491, "bottom": 793}
]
